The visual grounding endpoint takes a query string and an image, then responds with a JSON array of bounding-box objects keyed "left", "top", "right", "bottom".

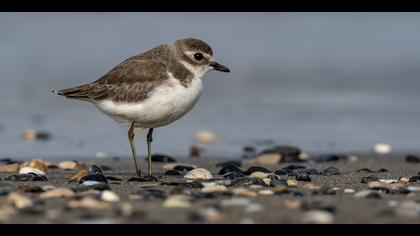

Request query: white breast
[{"left": 96, "top": 72, "right": 203, "bottom": 128}]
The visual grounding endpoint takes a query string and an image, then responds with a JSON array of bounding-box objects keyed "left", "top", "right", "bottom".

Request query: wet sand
[{"left": 1, "top": 154, "right": 420, "bottom": 224}]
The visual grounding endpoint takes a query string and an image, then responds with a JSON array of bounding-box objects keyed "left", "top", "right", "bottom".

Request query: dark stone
[
  {"left": 80, "top": 173, "right": 108, "bottom": 184},
  {"left": 164, "top": 170, "right": 183, "bottom": 176},
  {"left": 377, "top": 168, "right": 389, "bottom": 173},
  {"left": 356, "top": 168, "right": 375, "bottom": 173},
  {"left": 274, "top": 169, "right": 288, "bottom": 175},
  {"left": 218, "top": 164, "right": 242, "bottom": 175},
  {"left": 174, "top": 165, "right": 195, "bottom": 172},
  {"left": 406, "top": 155, "right": 420, "bottom": 163},
  {"left": 361, "top": 175, "right": 380, "bottom": 184},
  {"left": 259, "top": 146, "right": 301, "bottom": 159},
  {"left": 105, "top": 176, "right": 123, "bottom": 182},
  {"left": 88, "top": 165, "right": 103, "bottom": 175},
  {"left": 75, "top": 183, "right": 111, "bottom": 191},
  {"left": 243, "top": 166, "right": 272, "bottom": 175},
  {"left": 295, "top": 174, "right": 312, "bottom": 182},
  {"left": 321, "top": 167, "right": 341, "bottom": 176},
  {"left": 270, "top": 178, "right": 288, "bottom": 187},
  {"left": 191, "top": 192, "right": 219, "bottom": 199},
  {"left": 5, "top": 174, "right": 36, "bottom": 182},
  {"left": 127, "top": 176, "right": 158, "bottom": 182},
  {"left": 313, "top": 154, "right": 347, "bottom": 163},
  {"left": 222, "top": 172, "right": 245, "bottom": 180},
  {"left": 283, "top": 165, "right": 307, "bottom": 171},
  {"left": 292, "top": 168, "right": 319, "bottom": 175},
  {"left": 149, "top": 154, "right": 176, "bottom": 163},
  {"left": 216, "top": 161, "right": 242, "bottom": 168},
  {"left": 230, "top": 177, "right": 269, "bottom": 187},
  {"left": 0, "top": 158, "right": 20, "bottom": 165},
  {"left": 134, "top": 189, "right": 167, "bottom": 200},
  {"left": 409, "top": 176, "right": 420, "bottom": 183},
  {"left": 189, "top": 212, "right": 205, "bottom": 223},
  {"left": 243, "top": 146, "right": 257, "bottom": 154},
  {"left": 30, "top": 176, "right": 48, "bottom": 182},
  {"left": 16, "top": 185, "right": 44, "bottom": 193},
  {"left": 34, "top": 131, "right": 51, "bottom": 141},
  {"left": 182, "top": 181, "right": 204, "bottom": 189}
]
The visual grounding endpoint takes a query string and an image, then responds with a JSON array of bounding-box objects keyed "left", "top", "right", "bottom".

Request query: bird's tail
[{"left": 52, "top": 84, "right": 93, "bottom": 100}]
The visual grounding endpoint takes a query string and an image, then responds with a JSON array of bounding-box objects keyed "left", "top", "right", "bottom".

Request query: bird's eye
[{"left": 194, "top": 53, "right": 204, "bottom": 61}]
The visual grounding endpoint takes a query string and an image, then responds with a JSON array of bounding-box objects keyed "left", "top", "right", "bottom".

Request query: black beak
[{"left": 210, "top": 62, "right": 230, "bottom": 73}]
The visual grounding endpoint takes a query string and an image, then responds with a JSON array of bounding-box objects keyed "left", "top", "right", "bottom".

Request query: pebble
[
  {"left": 295, "top": 174, "right": 312, "bottom": 182},
  {"left": 354, "top": 190, "right": 382, "bottom": 199},
  {"left": 378, "top": 179, "right": 399, "bottom": 184},
  {"left": 201, "top": 185, "right": 228, "bottom": 193},
  {"left": 0, "top": 164, "right": 20, "bottom": 173},
  {"left": 406, "top": 155, "right": 420, "bottom": 163},
  {"left": 40, "top": 188, "right": 75, "bottom": 199},
  {"left": 259, "top": 145, "right": 301, "bottom": 162},
  {"left": 409, "top": 176, "right": 420, "bottom": 183},
  {"left": 287, "top": 179, "right": 299, "bottom": 187},
  {"left": 282, "top": 199, "right": 302, "bottom": 209},
  {"left": 19, "top": 167, "right": 46, "bottom": 176},
  {"left": 321, "top": 167, "right": 341, "bottom": 176},
  {"left": 80, "top": 174, "right": 108, "bottom": 184},
  {"left": 313, "top": 154, "right": 347, "bottom": 162},
  {"left": 69, "top": 171, "right": 89, "bottom": 183},
  {"left": 303, "top": 210, "right": 335, "bottom": 224},
  {"left": 258, "top": 189, "right": 274, "bottom": 196},
  {"left": 216, "top": 161, "right": 242, "bottom": 168},
  {"left": 373, "top": 143, "right": 392, "bottom": 155},
  {"left": 361, "top": 175, "right": 379, "bottom": 184},
  {"left": 218, "top": 164, "right": 242, "bottom": 175},
  {"left": 248, "top": 153, "right": 281, "bottom": 165},
  {"left": 249, "top": 172, "right": 271, "bottom": 179},
  {"left": 21, "top": 159, "right": 49, "bottom": 172},
  {"left": 274, "top": 169, "right": 288, "bottom": 175},
  {"left": 58, "top": 161, "right": 78, "bottom": 170},
  {"left": 230, "top": 177, "right": 269, "bottom": 187},
  {"left": 67, "top": 197, "right": 111, "bottom": 210},
  {"left": 127, "top": 176, "right": 158, "bottom": 182},
  {"left": 184, "top": 168, "right": 213, "bottom": 180},
  {"left": 223, "top": 172, "right": 245, "bottom": 180},
  {"left": 303, "top": 183, "right": 320, "bottom": 190},
  {"left": 164, "top": 170, "right": 183, "bottom": 176},
  {"left": 5, "top": 173, "right": 47, "bottom": 182},
  {"left": 190, "top": 145, "right": 205, "bottom": 158},
  {"left": 100, "top": 190, "right": 120, "bottom": 202},
  {"left": 7, "top": 192, "right": 34, "bottom": 209},
  {"left": 243, "top": 166, "right": 272, "bottom": 175},
  {"left": 163, "top": 163, "right": 196, "bottom": 170},
  {"left": 400, "top": 177, "right": 410, "bottom": 184},
  {"left": 195, "top": 130, "right": 218, "bottom": 144},
  {"left": 174, "top": 165, "right": 195, "bottom": 172},
  {"left": 292, "top": 168, "right": 319, "bottom": 176},
  {"left": 343, "top": 188, "right": 356, "bottom": 194},
  {"left": 22, "top": 130, "right": 51, "bottom": 141},
  {"left": 232, "top": 188, "right": 257, "bottom": 197},
  {"left": 162, "top": 195, "right": 192, "bottom": 208},
  {"left": 150, "top": 154, "right": 177, "bottom": 163}
]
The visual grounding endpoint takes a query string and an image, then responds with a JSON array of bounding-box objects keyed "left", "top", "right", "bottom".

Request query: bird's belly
[{"left": 96, "top": 78, "right": 202, "bottom": 128}]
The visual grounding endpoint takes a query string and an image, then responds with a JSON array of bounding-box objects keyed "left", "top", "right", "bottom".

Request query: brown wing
[{"left": 55, "top": 52, "right": 169, "bottom": 103}]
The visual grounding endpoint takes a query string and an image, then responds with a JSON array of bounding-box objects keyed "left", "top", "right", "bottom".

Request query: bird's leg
[
  {"left": 128, "top": 122, "right": 142, "bottom": 176},
  {"left": 147, "top": 128, "right": 154, "bottom": 176}
]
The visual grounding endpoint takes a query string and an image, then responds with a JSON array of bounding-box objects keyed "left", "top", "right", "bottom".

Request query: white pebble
[{"left": 373, "top": 143, "right": 392, "bottom": 155}]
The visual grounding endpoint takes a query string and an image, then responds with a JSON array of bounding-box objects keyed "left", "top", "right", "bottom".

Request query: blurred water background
[{"left": 1, "top": 12, "right": 420, "bottom": 159}]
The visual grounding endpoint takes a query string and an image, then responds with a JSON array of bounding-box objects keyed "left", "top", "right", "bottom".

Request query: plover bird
[{"left": 54, "top": 38, "right": 230, "bottom": 176}]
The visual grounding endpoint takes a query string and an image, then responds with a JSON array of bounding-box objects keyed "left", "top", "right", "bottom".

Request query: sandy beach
[{"left": 1, "top": 152, "right": 420, "bottom": 224}]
